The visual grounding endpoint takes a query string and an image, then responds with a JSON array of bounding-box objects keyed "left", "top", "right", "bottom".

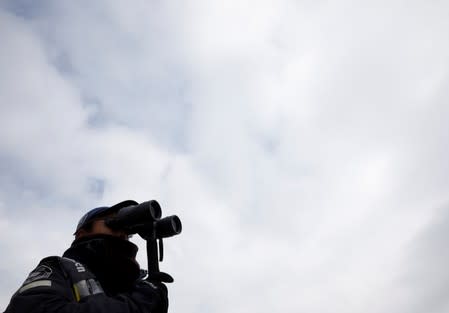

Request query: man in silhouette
[{"left": 4, "top": 200, "right": 168, "bottom": 313}]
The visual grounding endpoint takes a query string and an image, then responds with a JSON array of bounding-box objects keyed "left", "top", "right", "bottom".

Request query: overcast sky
[{"left": 1, "top": 1, "right": 449, "bottom": 312}]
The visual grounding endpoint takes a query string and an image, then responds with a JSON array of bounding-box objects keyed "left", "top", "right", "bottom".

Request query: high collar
[{"left": 63, "top": 234, "right": 140, "bottom": 295}]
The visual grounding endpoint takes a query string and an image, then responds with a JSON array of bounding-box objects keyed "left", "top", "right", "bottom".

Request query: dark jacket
[{"left": 3, "top": 256, "right": 168, "bottom": 313}]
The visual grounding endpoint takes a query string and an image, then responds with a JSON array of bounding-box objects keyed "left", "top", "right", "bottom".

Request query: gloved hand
[{"left": 131, "top": 280, "right": 168, "bottom": 313}]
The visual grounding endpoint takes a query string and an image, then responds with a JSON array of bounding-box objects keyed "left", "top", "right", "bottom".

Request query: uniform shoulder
[
  {"left": 21, "top": 256, "right": 64, "bottom": 287},
  {"left": 39, "top": 256, "right": 64, "bottom": 267},
  {"left": 4, "top": 257, "right": 76, "bottom": 312}
]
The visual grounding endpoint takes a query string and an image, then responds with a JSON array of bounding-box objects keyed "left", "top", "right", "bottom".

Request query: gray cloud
[{"left": 391, "top": 206, "right": 449, "bottom": 313}]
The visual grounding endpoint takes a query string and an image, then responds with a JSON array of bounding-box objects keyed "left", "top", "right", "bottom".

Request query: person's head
[
  {"left": 68, "top": 200, "right": 142, "bottom": 294},
  {"left": 74, "top": 200, "right": 138, "bottom": 240}
]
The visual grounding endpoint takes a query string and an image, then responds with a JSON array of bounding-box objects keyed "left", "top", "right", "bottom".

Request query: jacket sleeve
[{"left": 3, "top": 260, "right": 166, "bottom": 313}]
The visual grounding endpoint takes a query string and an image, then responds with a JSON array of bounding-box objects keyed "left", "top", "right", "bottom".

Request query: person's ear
[{"left": 75, "top": 228, "right": 89, "bottom": 239}]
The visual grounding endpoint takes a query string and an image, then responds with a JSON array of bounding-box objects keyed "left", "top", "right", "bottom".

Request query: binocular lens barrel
[
  {"left": 107, "top": 200, "right": 162, "bottom": 229},
  {"left": 156, "top": 215, "right": 182, "bottom": 238}
]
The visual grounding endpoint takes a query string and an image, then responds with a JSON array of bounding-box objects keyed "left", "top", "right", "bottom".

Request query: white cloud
[{"left": 1, "top": 1, "right": 449, "bottom": 312}]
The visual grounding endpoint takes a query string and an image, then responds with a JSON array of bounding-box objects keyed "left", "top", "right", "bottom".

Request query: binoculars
[
  {"left": 105, "top": 200, "right": 182, "bottom": 282},
  {"left": 105, "top": 200, "right": 182, "bottom": 240}
]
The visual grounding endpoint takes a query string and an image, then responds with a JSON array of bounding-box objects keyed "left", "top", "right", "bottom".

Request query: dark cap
[{"left": 74, "top": 200, "right": 138, "bottom": 234}]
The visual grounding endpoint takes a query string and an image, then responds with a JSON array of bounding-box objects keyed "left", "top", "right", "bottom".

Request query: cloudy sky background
[{"left": 1, "top": 1, "right": 449, "bottom": 312}]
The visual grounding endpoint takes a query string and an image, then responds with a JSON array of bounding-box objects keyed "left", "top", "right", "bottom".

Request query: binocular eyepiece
[{"left": 105, "top": 200, "right": 182, "bottom": 240}]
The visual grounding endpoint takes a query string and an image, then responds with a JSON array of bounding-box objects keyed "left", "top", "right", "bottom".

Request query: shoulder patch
[
  {"left": 19, "top": 280, "right": 52, "bottom": 293},
  {"left": 23, "top": 265, "right": 53, "bottom": 285}
]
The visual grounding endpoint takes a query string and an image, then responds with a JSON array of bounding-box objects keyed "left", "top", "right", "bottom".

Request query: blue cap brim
[{"left": 74, "top": 200, "right": 138, "bottom": 234}]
